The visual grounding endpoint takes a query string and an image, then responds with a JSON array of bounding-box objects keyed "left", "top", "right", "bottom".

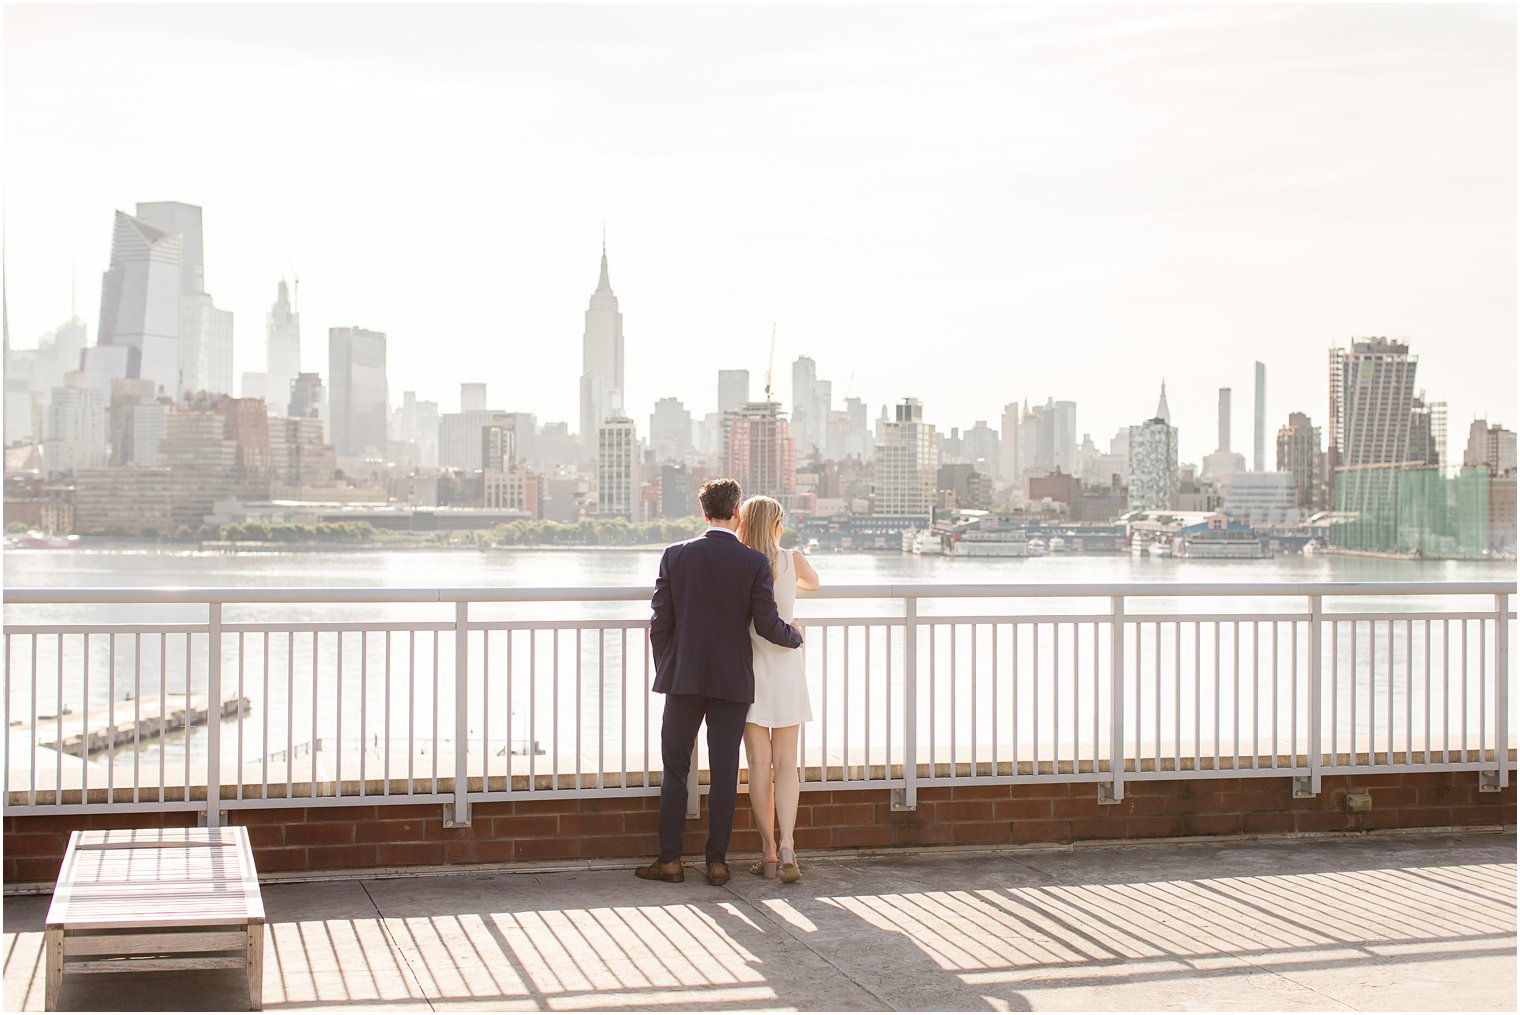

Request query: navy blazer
[{"left": 649, "top": 528, "right": 804, "bottom": 702}]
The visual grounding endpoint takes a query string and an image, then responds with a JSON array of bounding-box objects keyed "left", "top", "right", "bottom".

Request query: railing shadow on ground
[{"left": 5, "top": 835, "right": 1515, "bottom": 1012}]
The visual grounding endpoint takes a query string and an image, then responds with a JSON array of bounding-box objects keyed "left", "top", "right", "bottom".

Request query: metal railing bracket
[{"left": 443, "top": 802, "right": 472, "bottom": 827}]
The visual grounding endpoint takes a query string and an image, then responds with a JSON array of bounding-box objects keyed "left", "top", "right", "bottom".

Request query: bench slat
[
  {"left": 65, "top": 956, "right": 247, "bottom": 974},
  {"left": 66, "top": 931, "right": 248, "bottom": 956}
]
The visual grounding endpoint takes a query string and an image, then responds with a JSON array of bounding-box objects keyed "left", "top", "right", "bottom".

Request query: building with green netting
[{"left": 1331, "top": 465, "right": 1490, "bottom": 557}]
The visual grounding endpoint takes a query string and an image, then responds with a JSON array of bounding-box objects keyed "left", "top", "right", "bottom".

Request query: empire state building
[{"left": 579, "top": 242, "right": 625, "bottom": 444}]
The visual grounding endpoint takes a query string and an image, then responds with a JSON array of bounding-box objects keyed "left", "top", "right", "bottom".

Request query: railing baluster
[
  {"left": 1108, "top": 595, "right": 1125, "bottom": 802},
  {"left": 1306, "top": 595, "right": 1322, "bottom": 795},
  {"left": 869, "top": 619, "right": 881, "bottom": 777},
  {"left": 990, "top": 622, "right": 997, "bottom": 774},
  {"left": 1461, "top": 619, "right": 1469, "bottom": 763},
  {"left": 482, "top": 628, "right": 489, "bottom": 791},
  {"left": 206, "top": 603, "right": 222, "bottom": 827},
  {"left": 81, "top": 633, "right": 90, "bottom": 802},
  {"left": 528, "top": 629, "right": 537, "bottom": 791},
  {"left": 1052, "top": 621, "right": 1059, "bottom": 773},
  {"left": 453, "top": 601, "right": 470, "bottom": 825},
  {"left": 900, "top": 596, "right": 918, "bottom": 810},
  {"left": 1493, "top": 593, "right": 1510, "bottom": 788},
  {"left": 845, "top": 623, "right": 852, "bottom": 780},
  {"left": 1174, "top": 621, "right": 1182, "bottom": 774},
  {"left": 384, "top": 631, "right": 392, "bottom": 796},
  {"left": 575, "top": 629, "right": 583, "bottom": 791},
  {"left": 108, "top": 633, "right": 116, "bottom": 801}
]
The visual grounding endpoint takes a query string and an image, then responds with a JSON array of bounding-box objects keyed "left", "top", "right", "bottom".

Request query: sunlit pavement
[{"left": 5, "top": 830, "right": 1514, "bottom": 1012}]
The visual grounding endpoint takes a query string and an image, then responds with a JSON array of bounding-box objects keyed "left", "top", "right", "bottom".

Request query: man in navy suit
[{"left": 636, "top": 477, "right": 804, "bottom": 886}]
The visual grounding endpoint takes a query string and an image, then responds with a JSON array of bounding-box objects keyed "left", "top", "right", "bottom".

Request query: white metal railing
[{"left": 3, "top": 582, "right": 1514, "bottom": 826}]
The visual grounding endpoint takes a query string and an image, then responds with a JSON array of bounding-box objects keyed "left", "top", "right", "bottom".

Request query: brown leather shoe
[
  {"left": 705, "top": 861, "right": 731, "bottom": 886},
  {"left": 634, "top": 859, "right": 684, "bottom": 883}
]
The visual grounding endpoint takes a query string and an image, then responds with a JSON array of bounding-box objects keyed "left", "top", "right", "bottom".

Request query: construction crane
[{"left": 763, "top": 322, "right": 777, "bottom": 403}]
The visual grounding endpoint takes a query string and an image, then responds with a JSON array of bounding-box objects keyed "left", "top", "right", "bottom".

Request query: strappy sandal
[
  {"left": 778, "top": 847, "right": 802, "bottom": 884},
  {"left": 749, "top": 858, "right": 778, "bottom": 878}
]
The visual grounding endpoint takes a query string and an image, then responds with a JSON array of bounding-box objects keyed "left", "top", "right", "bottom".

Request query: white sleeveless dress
[{"left": 747, "top": 549, "right": 813, "bottom": 729}]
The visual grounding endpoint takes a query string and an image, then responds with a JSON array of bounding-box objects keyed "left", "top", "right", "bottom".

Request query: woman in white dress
[{"left": 737, "top": 495, "right": 819, "bottom": 883}]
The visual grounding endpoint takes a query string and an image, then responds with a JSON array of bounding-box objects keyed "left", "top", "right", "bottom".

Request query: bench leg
[
  {"left": 44, "top": 928, "right": 63, "bottom": 1011},
  {"left": 246, "top": 923, "right": 264, "bottom": 1011}
]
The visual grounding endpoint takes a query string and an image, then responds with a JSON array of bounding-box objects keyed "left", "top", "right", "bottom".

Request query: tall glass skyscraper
[
  {"left": 95, "top": 210, "right": 183, "bottom": 398},
  {"left": 328, "top": 327, "right": 388, "bottom": 457}
]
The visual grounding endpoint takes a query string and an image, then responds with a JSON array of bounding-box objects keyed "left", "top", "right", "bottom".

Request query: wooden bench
[{"left": 45, "top": 827, "right": 264, "bottom": 1011}]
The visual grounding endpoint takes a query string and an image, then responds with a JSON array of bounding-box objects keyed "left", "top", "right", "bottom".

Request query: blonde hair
[{"left": 738, "top": 495, "right": 785, "bottom": 578}]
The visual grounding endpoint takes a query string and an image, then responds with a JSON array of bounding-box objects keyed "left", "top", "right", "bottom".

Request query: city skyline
[{"left": 4, "top": 4, "right": 1514, "bottom": 467}]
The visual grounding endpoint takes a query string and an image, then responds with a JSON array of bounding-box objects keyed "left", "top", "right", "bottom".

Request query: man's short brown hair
[{"left": 698, "top": 478, "right": 742, "bottom": 521}]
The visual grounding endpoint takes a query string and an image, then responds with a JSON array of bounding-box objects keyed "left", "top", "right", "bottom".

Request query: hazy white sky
[{"left": 4, "top": 3, "right": 1515, "bottom": 464}]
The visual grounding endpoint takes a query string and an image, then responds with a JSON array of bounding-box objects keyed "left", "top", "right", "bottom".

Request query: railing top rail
[{"left": 2, "top": 580, "right": 1514, "bottom": 605}]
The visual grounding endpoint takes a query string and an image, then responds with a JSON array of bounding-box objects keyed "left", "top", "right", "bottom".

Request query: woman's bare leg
[
  {"left": 772, "top": 725, "right": 801, "bottom": 852},
  {"left": 744, "top": 723, "right": 776, "bottom": 861}
]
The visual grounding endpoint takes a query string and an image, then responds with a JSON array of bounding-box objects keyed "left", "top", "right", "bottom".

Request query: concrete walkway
[{"left": 5, "top": 831, "right": 1514, "bottom": 1012}]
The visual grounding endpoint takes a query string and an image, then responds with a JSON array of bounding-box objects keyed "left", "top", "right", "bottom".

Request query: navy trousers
[{"left": 657, "top": 693, "right": 750, "bottom": 864}]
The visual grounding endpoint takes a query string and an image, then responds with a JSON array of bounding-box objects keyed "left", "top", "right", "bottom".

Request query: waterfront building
[
  {"left": 724, "top": 401, "right": 797, "bottom": 504},
  {"left": 107, "top": 378, "right": 166, "bottom": 467},
  {"left": 937, "top": 462, "right": 993, "bottom": 511},
  {"left": 1019, "top": 398, "right": 1078, "bottom": 479},
  {"left": 649, "top": 397, "right": 693, "bottom": 463},
  {"left": 1328, "top": 337, "right": 1419, "bottom": 472},
  {"left": 874, "top": 398, "right": 937, "bottom": 517},
  {"left": 659, "top": 464, "right": 696, "bottom": 519},
  {"left": 94, "top": 210, "right": 183, "bottom": 397},
  {"left": 1202, "top": 388, "right": 1246, "bottom": 483},
  {"left": 1463, "top": 420, "right": 1517, "bottom": 475},
  {"left": 160, "top": 409, "right": 240, "bottom": 529},
  {"left": 482, "top": 416, "right": 517, "bottom": 472},
  {"left": 999, "top": 403, "right": 1021, "bottom": 487},
  {"left": 328, "top": 327, "right": 388, "bottom": 458},
  {"left": 579, "top": 242, "right": 624, "bottom": 444},
  {"left": 1221, "top": 471, "right": 1300, "bottom": 526},
  {"left": 1253, "top": 362, "right": 1267, "bottom": 471},
  {"left": 395, "top": 391, "right": 440, "bottom": 468},
  {"left": 178, "top": 292, "right": 234, "bottom": 396},
  {"left": 962, "top": 420, "right": 1000, "bottom": 474},
  {"left": 268, "top": 416, "right": 336, "bottom": 491},
  {"left": 1276, "top": 412, "right": 1325, "bottom": 514},
  {"left": 438, "top": 409, "right": 504, "bottom": 471},
  {"left": 72, "top": 466, "right": 173, "bottom": 536},
  {"left": 791, "top": 356, "right": 818, "bottom": 456},
  {"left": 41, "top": 376, "right": 109, "bottom": 475},
  {"left": 842, "top": 397, "right": 871, "bottom": 462},
  {"left": 482, "top": 464, "right": 541, "bottom": 518},
  {"left": 596, "top": 416, "right": 641, "bottom": 519},
  {"left": 1127, "top": 410, "right": 1178, "bottom": 512},
  {"left": 265, "top": 279, "right": 301, "bottom": 415},
  {"left": 289, "top": 372, "right": 325, "bottom": 422},
  {"left": 534, "top": 422, "right": 580, "bottom": 472},
  {"left": 789, "top": 356, "right": 832, "bottom": 458},
  {"left": 1408, "top": 394, "right": 1448, "bottom": 468}
]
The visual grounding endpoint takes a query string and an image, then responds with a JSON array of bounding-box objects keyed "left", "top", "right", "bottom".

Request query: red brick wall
[{"left": 5, "top": 772, "right": 1513, "bottom": 886}]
